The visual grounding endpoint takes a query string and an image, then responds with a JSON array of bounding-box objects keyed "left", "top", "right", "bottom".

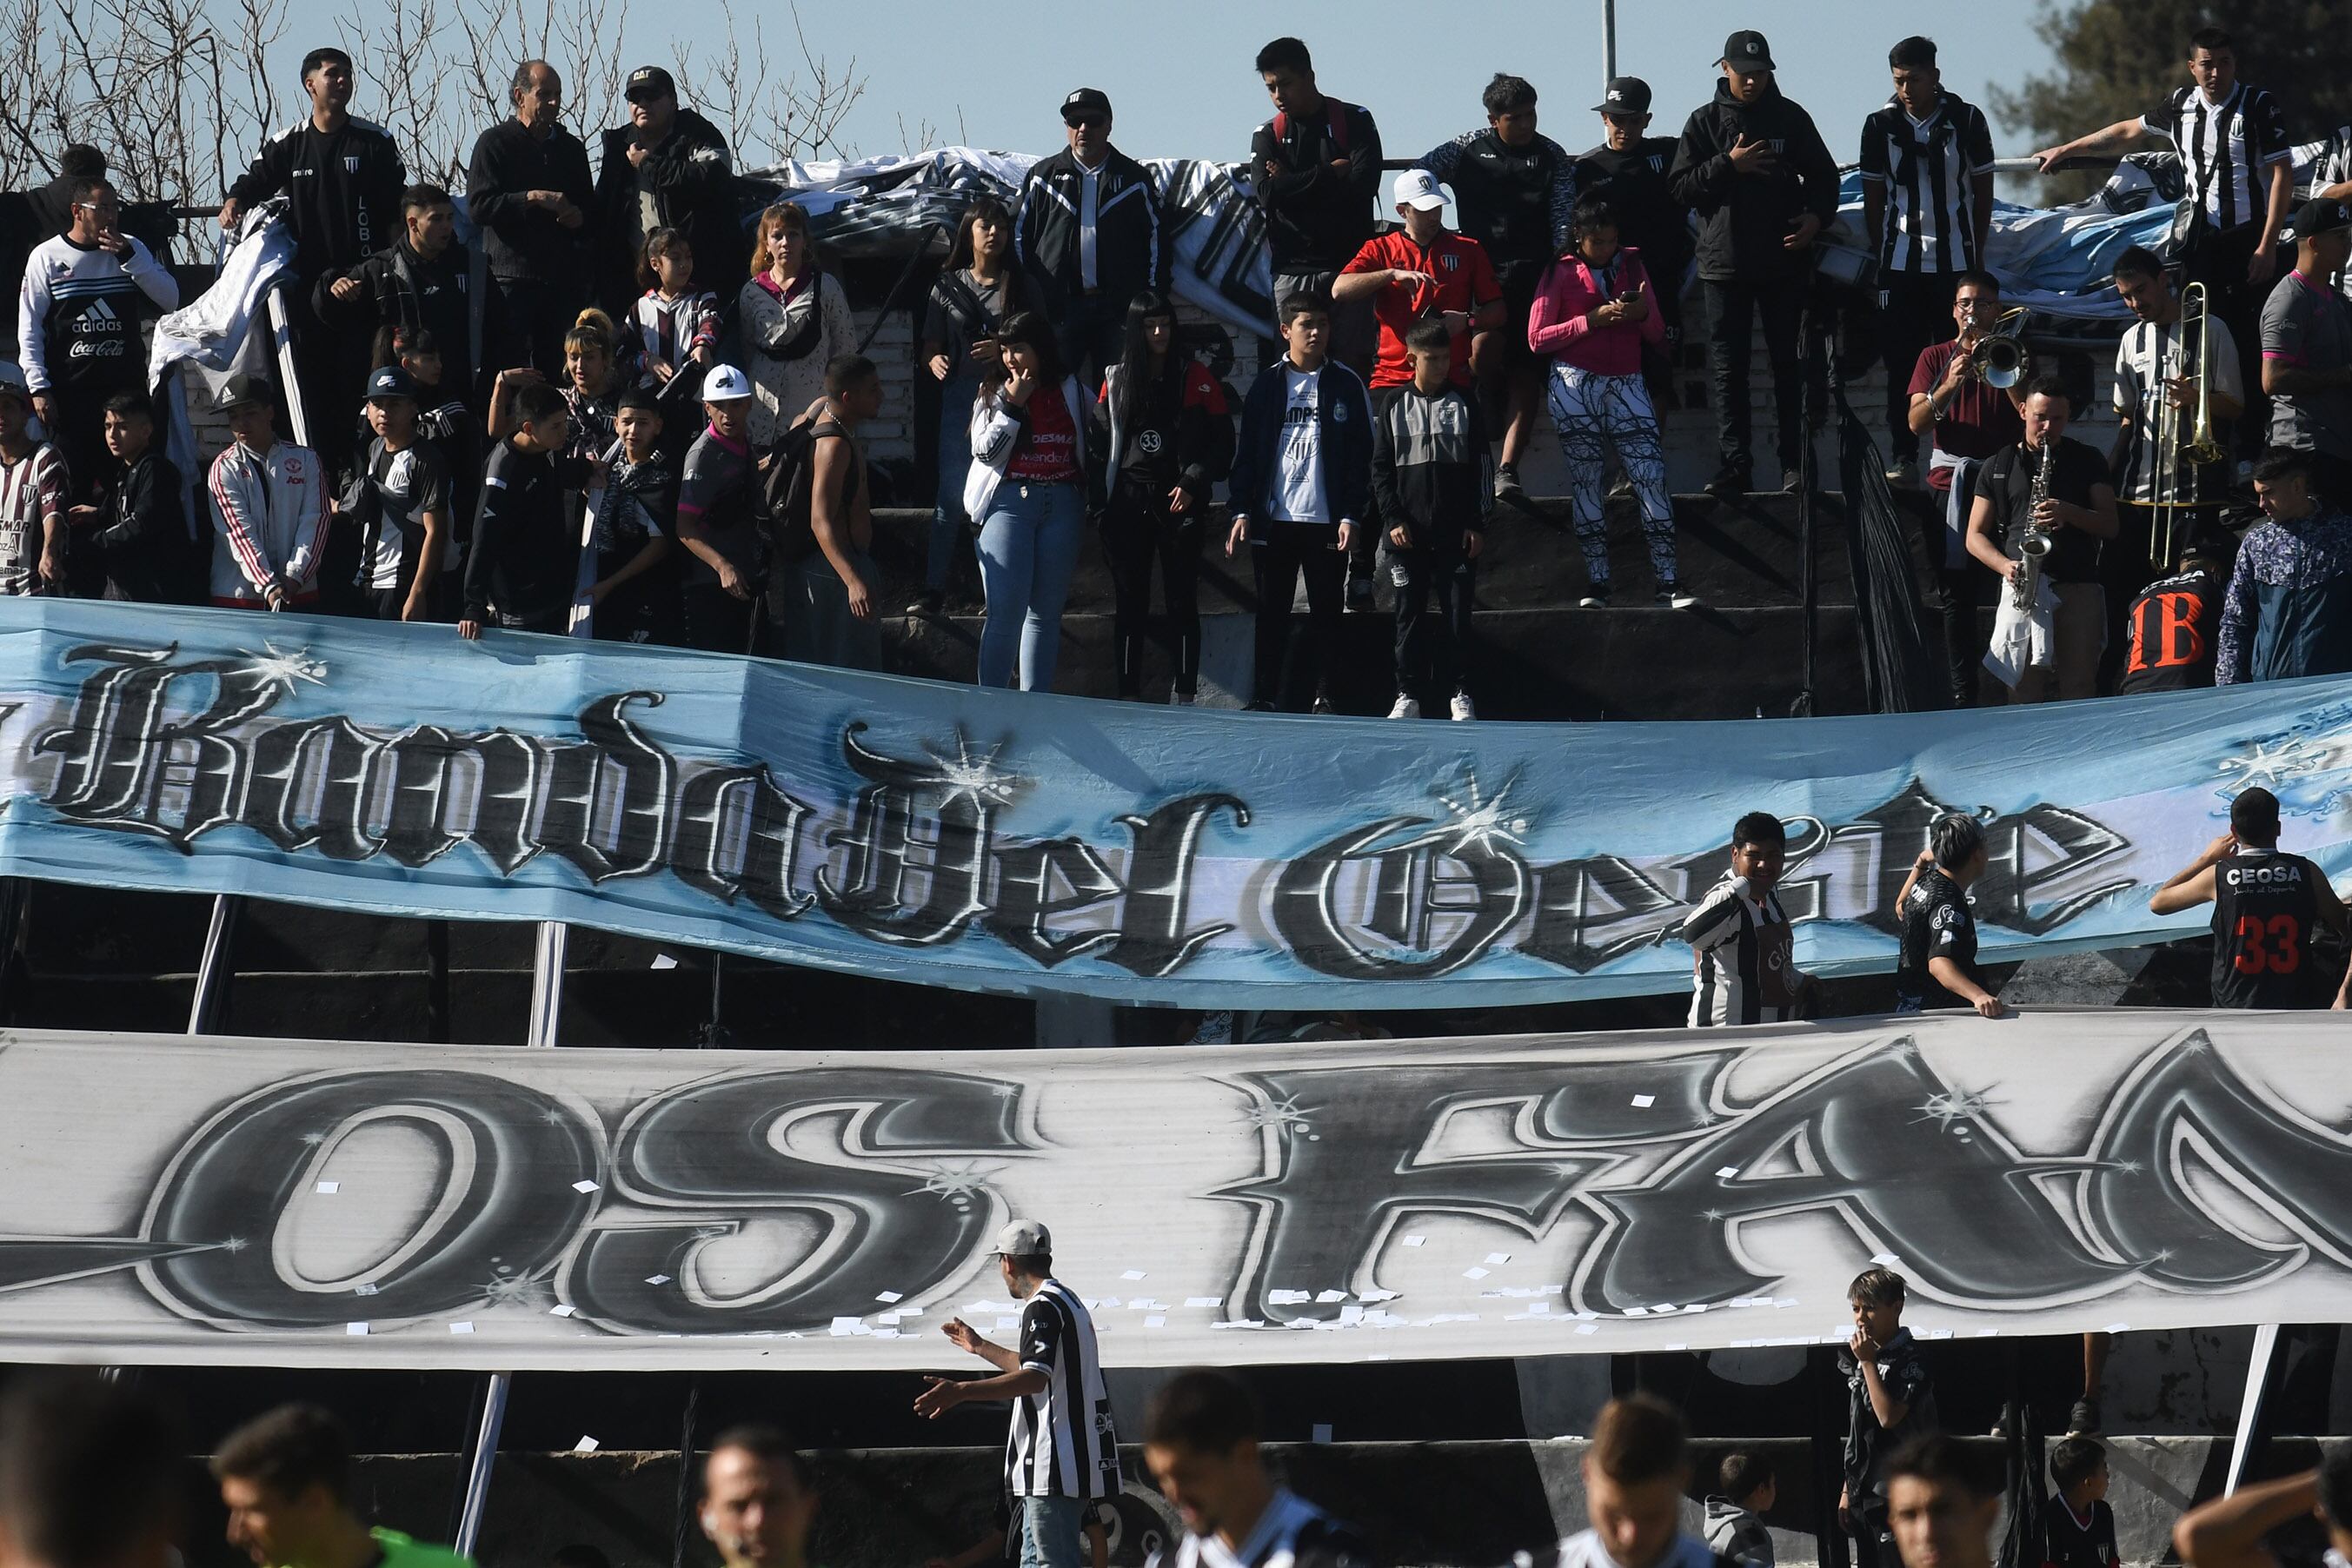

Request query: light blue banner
[{"left": 0, "top": 599, "right": 2336, "bottom": 1007}]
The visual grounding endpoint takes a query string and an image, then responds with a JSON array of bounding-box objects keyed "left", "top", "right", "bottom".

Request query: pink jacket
[{"left": 1525, "top": 245, "right": 1666, "bottom": 376}]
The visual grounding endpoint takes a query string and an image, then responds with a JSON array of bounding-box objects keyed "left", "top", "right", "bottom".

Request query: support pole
[
  {"left": 525, "top": 922, "right": 568, "bottom": 1050},
  {"left": 2224, "top": 1323, "right": 2281, "bottom": 1497},
  {"left": 452, "top": 1371, "right": 512, "bottom": 1557},
  {"left": 1601, "top": 0, "right": 1618, "bottom": 88},
  {"left": 187, "top": 894, "right": 242, "bottom": 1035},
  {"left": 424, "top": 920, "right": 450, "bottom": 1043}
]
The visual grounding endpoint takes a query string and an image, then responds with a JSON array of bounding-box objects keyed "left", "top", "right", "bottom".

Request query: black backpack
[{"left": 757, "top": 417, "right": 831, "bottom": 568}]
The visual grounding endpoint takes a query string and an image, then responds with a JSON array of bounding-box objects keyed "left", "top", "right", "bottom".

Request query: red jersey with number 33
[{"left": 2210, "top": 849, "right": 2323, "bottom": 1009}]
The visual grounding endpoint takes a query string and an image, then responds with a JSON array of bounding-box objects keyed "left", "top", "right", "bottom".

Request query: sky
[{"left": 766, "top": 0, "right": 2065, "bottom": 167}]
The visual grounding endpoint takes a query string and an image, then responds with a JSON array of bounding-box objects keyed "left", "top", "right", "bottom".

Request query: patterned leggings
[{"left": 1548, "top": 365, "right": 1678, "bottom": 588}]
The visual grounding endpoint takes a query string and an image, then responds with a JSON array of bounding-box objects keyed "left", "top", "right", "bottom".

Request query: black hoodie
[{"left": 1668, "top": 80, "right": 1839, "bottom": 282}]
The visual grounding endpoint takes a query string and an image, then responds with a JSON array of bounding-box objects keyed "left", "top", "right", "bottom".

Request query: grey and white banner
[{"left": 7, "top": 1012, "right": 2352, "bottom": 1368}]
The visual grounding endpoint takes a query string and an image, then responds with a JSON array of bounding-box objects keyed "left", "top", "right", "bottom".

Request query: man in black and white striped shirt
[
  {"left": 1680, "top": 810, "right": 1813, "bottom": 1027},
  {"left": 2035, "top": 27, "right": 2290, "bottom": 453},
  {"left": 916, "top": 1220, "right": 1120, "bottom": 1568},
  {"left": 1860, "top": 37, "right": 1997, "bottom": 488}
]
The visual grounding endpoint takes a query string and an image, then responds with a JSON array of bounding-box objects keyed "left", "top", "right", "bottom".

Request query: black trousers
[
  {"left": 1391, "top": 539, "right": 1475, "bottom": 701},
  {"left": 491, "top": 275, "right": 588, "bottom": 381},
  {"left": 680, "top": 581, "right": 757, "bottom": 654},
  {"left": 1052, "top": 292, "right": 1126, "bottom": 393},
  {"left": 1704, "top": 276, "right": 1805, "bottom": 477},
  {"left": 1102, "top": 475, "right": 1203, "bottom": 698},
  {"left": 2181, "top": 220, "right": 2271, "bottom": 459},
  {"left": 1250, "top": 520, "right": 1346, "bottom": 709},
  {"left": 1879, "top": 271, "right": 1960, "bottom": 462}
]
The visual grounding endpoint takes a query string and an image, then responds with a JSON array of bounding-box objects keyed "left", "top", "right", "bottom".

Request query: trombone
[
  {"left": 2150, "top": 280, "right": 2224, "bottom": 571},
  {"left": 1965, "top": 304, "right": 2030, "bottom": 387}
]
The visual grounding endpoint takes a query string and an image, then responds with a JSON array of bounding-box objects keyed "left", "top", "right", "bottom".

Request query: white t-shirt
[{"left": 1272, "top": 362, "right": 1330, "bottom": 525}]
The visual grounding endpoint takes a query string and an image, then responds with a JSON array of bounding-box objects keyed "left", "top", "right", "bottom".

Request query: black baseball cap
[
  {"left": 2294, "top": 197, "right": 2352, "bottom": 241},
  {"left": 1720, "top": 31, "right": 1776, "bottom": 70},
  {"left": 214, "top": 373, "right": 274, "bottom": 412},
  {"left": 365, "top": 366, "right": 418, "bottom": 402},
  {"left": 1061, "top": 88, "right": 1112, "bottom": 124},
  {"left": 627, "top": 65, "right": 675, "bottom": 102},
  {"left": 1593, "top": 77, "right": 1653, "bottom": 115}
]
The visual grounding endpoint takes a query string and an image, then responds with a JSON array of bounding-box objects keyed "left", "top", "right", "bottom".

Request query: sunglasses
[{"left": 1066, "top": 114, "right": 1107, "bottom": 130}]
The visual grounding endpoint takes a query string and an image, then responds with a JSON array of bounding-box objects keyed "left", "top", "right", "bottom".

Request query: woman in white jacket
[
  {"left": 734, "top": 203, "right": 854, "bottom": 447},
  {"left": 964, "top": 311, "right": 1092, "bottom": 691}
]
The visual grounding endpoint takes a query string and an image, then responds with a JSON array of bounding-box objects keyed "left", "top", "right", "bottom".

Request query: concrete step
[{"left": 874, "top": 490, "right": 1872, "bottom": 618}]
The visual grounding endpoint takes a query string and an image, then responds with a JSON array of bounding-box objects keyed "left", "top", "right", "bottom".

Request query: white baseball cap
[
  {"left": 701, "top": 363, "right": 753, "bottom": 402},
  {"left": 989, "top": 1219, "right": 1052, "bottom": 1256},
  {"left": 1392, "top": 169, "right": 1447, "bottom": 212}
]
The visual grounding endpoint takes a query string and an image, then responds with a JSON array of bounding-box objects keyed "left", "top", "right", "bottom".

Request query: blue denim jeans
[
  {"left": 976, "top": 480, "right": 1084, "bottom": 690},
  {"left": 1017, "top": 1496, "right": 1084, "bottom": 1568},
  {"left": 928, "top": 374, "right": 980, "bottom": 592}
]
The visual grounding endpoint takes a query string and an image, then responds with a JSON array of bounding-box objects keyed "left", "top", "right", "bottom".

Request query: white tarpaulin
[{"left": 3, "top": 1010, "right": 2351, "bottom": 1370}]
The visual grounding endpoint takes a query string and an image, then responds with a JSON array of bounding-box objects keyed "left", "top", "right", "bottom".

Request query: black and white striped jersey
[
  {"left": 1680, "top": 872, "right": 1806, "bottom": 1027},
  {"left": 1857, "top": 93, "right": 1997, "bottom": 272},
  {"left": 1148, "top": 1489, "right": 1372, "bottom": 1568},
  {"left": 1007, "top": 1279, "right": 1120, "bottom": 1500},
  {"left": 1514, "top": 1528, "right": 1725, "bottom": 1568},
  {"left": 2142, "top": 83, "right": 2291, "bottom": 232},
  {"left": 2109, "top": 310, "right": 2244, "bottom": 502}
]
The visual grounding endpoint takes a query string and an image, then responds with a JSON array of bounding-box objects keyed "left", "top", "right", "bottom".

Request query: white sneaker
[
  {"left": 1387, "top": 693, "right": 1422, "bottom": 720},
  {"left": 1450, "top": 692, "right": 1477, "bottom": 721}
]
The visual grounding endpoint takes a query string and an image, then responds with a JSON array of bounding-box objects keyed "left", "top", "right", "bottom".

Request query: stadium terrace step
[{"left": 869, "top": 490, "right": 1868, "bottom": 618}]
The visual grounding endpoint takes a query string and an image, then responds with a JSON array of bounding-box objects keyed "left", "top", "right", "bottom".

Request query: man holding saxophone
[{"left": 1966, "top": 376, "right": 2120, "bottom": 702}]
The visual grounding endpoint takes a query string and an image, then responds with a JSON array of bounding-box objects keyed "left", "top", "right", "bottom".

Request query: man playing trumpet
[{"left": 1967, "top": 376, "right": 2119, "bottom": 702}]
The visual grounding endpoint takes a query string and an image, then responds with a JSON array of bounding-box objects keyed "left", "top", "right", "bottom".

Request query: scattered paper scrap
[
  {"left": 1715, "top": 1166, "right": 1741, "bottom": 1179},
  {"left": 1870, "top": 1252, "right": 1902, "bottom": 1266},
  {"left": 573, "top": 1436, "right": 600, "bottom": 1453},
  {"left": 1360, "top": 1289, "right": 1399, "bottom": 1303},
  {"left": 346, "top": 1322, "right": 369, "bottom": 1335},
  {"left": 1120, "top": 1270, "right": 1147, "bottom": 1281},
  {"left": 1316, "top": 1289, "right": 1348, "bottom": 1304},
  {"left": 645, "top": 1274, "right": 673, "bottom": 1286},
  {"left": 572, "top": 1179, "right": 601, "bottom": 1194},
  {"left": 354, "top": 1282, "right": 378, "bottom": 1297},
  {"left": 1185, "top": 1297, "right": 1223, "bottom": 1308},
  {"left": 1463, "top": 1266, "right": 1490, "bottom": 1280},
  {"left": 1144, "top": 1315, "right": 1166, "bottom": 1328},
  {"left": 315, "top": 1180, "right": 339, "bottom": 1193},
  {"left": 548, "top": 1304, "right": 577, "bottom": 1318},
  {"left": 1575, "top": 1323, "right": 1598, "bottom": 1335},
  {"left": 650, "top": 954, "right": 678, "bottom": 970},
  {"left": 2103, "top": 1322, "right": 2130, "bottom": 1334},
  {"left": 875, "top": 1291, "right": 903, "bottom": 1304},
  {"left": 1631, "top": 1093, "right": 1656, "bottom": 1107},
  {"left": 1269, "top": 1289, "right": 1312, "bottom": 1304},
  {"left": 1485, "top": 1252, "right": 1512, "bottom": 1265},
  {"left": 449, "top": 1322, "right": 475, "bottom": 1334},
  {"left": 1401, "top": 1235, "right": 1426, "bottom": 1247}
]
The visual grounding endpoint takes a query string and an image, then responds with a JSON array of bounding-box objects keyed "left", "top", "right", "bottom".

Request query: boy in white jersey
[
  {"left": 1142, "top": 1368, "right": 1369, "bottom": 1568},
  {"left": 1518, "top": 1395, "right": 1715, "bottom": 1568}
]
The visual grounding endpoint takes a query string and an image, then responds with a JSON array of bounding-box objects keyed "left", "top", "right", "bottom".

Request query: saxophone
[{"left": 2010, "top": 440, "right": 2055, "bottom": 612}]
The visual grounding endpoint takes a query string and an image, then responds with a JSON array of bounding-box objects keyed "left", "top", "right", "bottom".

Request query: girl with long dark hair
[
  {"left": 1093, "top": 290, "right": 1232, "bottom": 702},
  {"left": 963, "top": 310, "right": 1091, "bottom": 690}
]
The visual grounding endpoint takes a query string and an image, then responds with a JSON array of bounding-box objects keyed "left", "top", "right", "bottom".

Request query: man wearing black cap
[
  {"left": 1013, "top": 88, "right": 1168, "bottom": 387},
  {"left": 1859, "top": 37, "right": 1997, "bottom": 488},
  {"left": 1577, "top": 77, "right": 1693, "bottom": 396},
  {"left": 2260, "top": 199, "right": 2352, "bottom": 498},
  {"left": 467, "top": 61, "right": 595, "bottom": 380},
  {"left": 1670, "top": 30, "right": 1839, "bottom": 499},
  {"left": 595, "top": 65, "right": 740, "bottom": 317},
  {"left": 218, "top": 47, "right": 406, "bottom": 478},
  {"left": 345, "top": 365, "right": 450, "bottom": 621}
]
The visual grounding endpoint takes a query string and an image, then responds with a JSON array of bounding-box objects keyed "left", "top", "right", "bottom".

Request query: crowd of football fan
[{"left": 6, "top": 25, "right": 2351, "bottom": 716}]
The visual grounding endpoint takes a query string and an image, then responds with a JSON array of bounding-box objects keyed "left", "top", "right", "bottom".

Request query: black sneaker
[
  {"left": 1704, "top": 465, "right": 1750, "bottom": 502},
  {"left": 2068, "top": 1399, "right": 2101, "bottom": 1435},
  {"left": 1578, "top": 583, "right": 1611, "bottom": 608},
  {"left": 1781, "top": 468, "right": 1804, "bottom": 495},
  {"left": 1244, "top": 701, "right": 1276, "bottom": 712},
  {"left": 1345, "top": 575, "right": 1375, "bottom": 611},
  {"left": 1495, "top": 462, "right": 1525, "bottom": 502},
  {"left": 1311, "top": 693, "right": 1338, "bottom": 714}
]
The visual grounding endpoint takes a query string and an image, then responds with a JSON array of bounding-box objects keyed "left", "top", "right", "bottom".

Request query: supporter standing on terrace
[
  {"left": 467, "top": 61, "right": 595, "bottom": 380},
  {"left": 1250, "top": 37, "right": 1381, "bottom": 375},
  {"left": 595, "top": 64, "right": 741, "bottom": 316},
  {"left": 2216, "top": 448, "right": 2352, "bottom": 684},
  {"left": 1577, "top": 79, "right": 1693, "bottom": 406},
  {"left": 2259, "top": 200, "right": 2352, "bottom": 499},
  {"left": 1908, "top": 269, "right": 2023, "bottom": 707},
  {"left": 1014, "top": 89, "right": 1168, "bottom": 389},
  {"left": 1893, "top": 814, "right": 2002, "bottom": 1017},
  {"left": 737, "top": 203, "right": 855, "bottom": 449},
  {"left": 916, "top": 1220, "right": 1120, "bottom": 1568},
  {"left": 1841, "top": 1269, "right": 1939, "bottom": 1568},
  {"left": 1680, "top": 809, "right": 1811, "bottom": 1027},
  {"left": 2149, "top": 785, "right": 2349, "bottom": 1008},
  {"left": 918, "top": 196, "right": 1041, "bottom": 616},
  {"left": 215, "top": 1405, "right": 473, "bottom": 1568},
  {"left": 967, "top": 310, "right": 1093, "bottom": 692},
  {"left": 1416, "top": 74, "right": 1577, "bottom": 504}
]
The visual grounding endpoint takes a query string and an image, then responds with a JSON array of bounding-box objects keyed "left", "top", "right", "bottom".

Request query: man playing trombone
[
  {"left": 1908, "top": 269, "right": 2024, "bottom": 706},
  {"left": 2108, "top": 246, "right": 2242, "bottom": 687},
  {"left": 1966, "top": 376, "right": 2119, "bottom": 702}
]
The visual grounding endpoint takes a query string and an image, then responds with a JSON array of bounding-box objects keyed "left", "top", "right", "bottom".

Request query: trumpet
[
  {"left": 1965, "top": 304, "right": 2031, "bottom": 388},
  {"left": 2150, "top": 280, "right": 2224, "bottom": 571}
]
